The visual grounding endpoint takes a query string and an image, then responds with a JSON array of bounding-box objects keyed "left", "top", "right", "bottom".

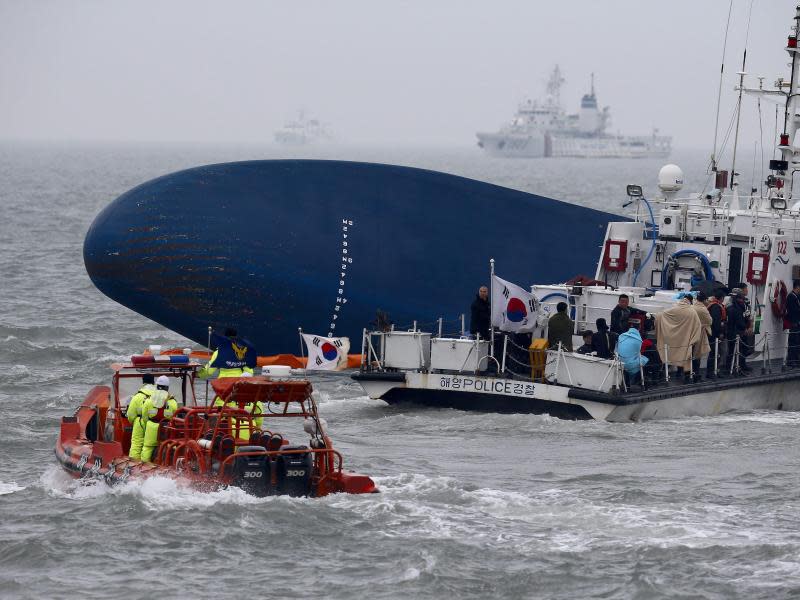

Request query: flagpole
[
  {"left": 298, "top": 327, "right": 306, "bottom": 370},
  {"left": 490, "top": 258, "right": 495, "bottom": 361},
  {"left": 205, "top": 325, "right": 212, "bottom": 404}
]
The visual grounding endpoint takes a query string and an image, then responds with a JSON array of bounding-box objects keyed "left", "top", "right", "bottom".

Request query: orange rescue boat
[{"left": 54, "top": 360, "right": 377, "bottom": 497}]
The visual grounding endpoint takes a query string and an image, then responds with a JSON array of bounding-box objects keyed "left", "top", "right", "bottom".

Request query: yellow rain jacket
[
  {"left": 126, "top": 384, "right": 154, "bottom": 460},
  {"left": 140, "top": 389, "right": 179, "bottom": 462}
]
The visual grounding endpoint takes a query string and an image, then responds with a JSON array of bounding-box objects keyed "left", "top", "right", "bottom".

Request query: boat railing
[
  {"left": 498, "top": 329, "right": 796, "bottom": 391},
  {"left": 360, "top": 323, "right": 799, "bottom": 393},
  {"left": 543, "top": 344, "right": 625, "bottom": 393},
  {"left": 155, "top": 437, "right": 343, "bottom": 477},
  {"left": 641, "top": 197, "right": 800, "bottom": 240}
]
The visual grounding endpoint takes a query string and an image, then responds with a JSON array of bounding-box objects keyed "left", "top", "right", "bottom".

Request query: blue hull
[{"left": 84, "top": 160, "right": 616, "bottom": 354}]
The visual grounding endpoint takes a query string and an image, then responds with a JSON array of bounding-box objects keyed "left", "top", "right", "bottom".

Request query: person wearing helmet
[
  {"left": 140, "top": 375, "right": 179, "bottom": 462},
  {"left": 198, "top": 327, "right": 255, "bottom": 379},
  {"left": 126, "top": 373, "right": 155, "bottom": 459},
  {"left": 213, "top": 371, "right": 263, "bottom": 441}
]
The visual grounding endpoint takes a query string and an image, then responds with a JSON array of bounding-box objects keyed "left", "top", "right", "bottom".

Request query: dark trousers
[{"left": 788, "top": 325, "right": 800, "bottom": 366}]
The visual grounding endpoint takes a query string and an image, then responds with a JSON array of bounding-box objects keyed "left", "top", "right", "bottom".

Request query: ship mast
[
  {"left": 779, "top": 6, "right": 800, "bottom": 203},
  {"left": 710, "top": 0, "right": 734, "bottom": 175},
  {"left": 546, "top": 65, "right": 564, "bottom": 107},
  {"left": 738, "top": 5, "right": 800, "bottom": 207},
  {"left": 729, "top": 0, "right": 755, "bottom": 195}
]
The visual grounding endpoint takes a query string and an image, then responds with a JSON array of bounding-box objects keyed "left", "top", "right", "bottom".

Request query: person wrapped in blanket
[{"left": 616, "top": 327, "right": 649, "bottom": 386}]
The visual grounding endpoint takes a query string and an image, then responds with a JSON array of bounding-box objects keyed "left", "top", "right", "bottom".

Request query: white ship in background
[
  {"left": 274, "top": 110, "right": 334, "bottom": 146},
  {"left": 356, "top": 5, "right": 800, "bottom": 421},
  {"left": 477, "top": 66, "right": 672, "bottom": 158}
]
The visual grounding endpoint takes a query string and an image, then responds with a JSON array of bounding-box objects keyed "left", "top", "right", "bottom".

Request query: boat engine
[
  {"left": 275, "top": 446, "right": 313, "bottom": 497},
  {"left": 231, "top": 446, "right": 270, "bottom": 495}
]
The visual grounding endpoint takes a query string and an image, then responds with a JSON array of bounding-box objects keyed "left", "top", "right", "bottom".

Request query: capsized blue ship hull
[{"left": 84, "top": 160, "right": 616, "bottom": 354}]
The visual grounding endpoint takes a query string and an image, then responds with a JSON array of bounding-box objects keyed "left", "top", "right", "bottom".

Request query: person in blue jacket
[{"left": 616, "top": 326, "right": 649, "bottom": 385}]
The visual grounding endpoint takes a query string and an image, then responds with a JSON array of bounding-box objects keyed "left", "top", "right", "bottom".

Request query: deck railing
[{"left": 359, "top": 325, "right": 800, "bottom": 394}]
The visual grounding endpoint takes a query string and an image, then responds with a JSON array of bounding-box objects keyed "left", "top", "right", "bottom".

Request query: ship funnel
[{"left": 658, "top": 164, "right": 684, "bottom": 201}]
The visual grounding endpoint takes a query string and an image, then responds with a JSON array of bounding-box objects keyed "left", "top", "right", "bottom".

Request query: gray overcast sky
[{"left": 0, "top": 0, "right": 794, "bottom": 148}]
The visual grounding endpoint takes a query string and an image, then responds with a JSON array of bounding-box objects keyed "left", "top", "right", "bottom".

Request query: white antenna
[
  {"left": 730, "top": 0, "right": 756, "bottom": 191},
  {"left": 710, "top": 0, "right": 734, "bottom": 173}
]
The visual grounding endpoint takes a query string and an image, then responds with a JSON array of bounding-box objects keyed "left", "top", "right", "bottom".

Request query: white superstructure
[
  {"left": 476, "top": 67, "right": 671, "bottom": 159},
  {"left": 355, "top": 7, "right": 800, "bottom": 421}
]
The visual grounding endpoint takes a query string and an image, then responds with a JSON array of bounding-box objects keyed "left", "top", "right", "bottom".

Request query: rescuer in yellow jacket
[
  {"left": 140, "top": 375, "right": 179, "bottom": 462},
  {"left": 212, "top": 372, "right": 263, "bottom": 441},
  {"left": 126, "top": 374, "right": 155, "bottom": 459},
  {"left": 197, "top": 328, "right": 255, "bottom": 379}
]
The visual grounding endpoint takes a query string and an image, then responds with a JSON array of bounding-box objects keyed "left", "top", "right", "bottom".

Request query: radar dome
[{"left": 658, "top": 164, "right": 684, "bottom": 193}]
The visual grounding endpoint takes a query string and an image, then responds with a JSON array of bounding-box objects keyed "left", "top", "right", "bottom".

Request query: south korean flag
[
  {"left": 301, "top": 334, "right": 350, "bottom": 371},
  {"left": 491, "top": 274, "right": 539, "bottom": 333}
]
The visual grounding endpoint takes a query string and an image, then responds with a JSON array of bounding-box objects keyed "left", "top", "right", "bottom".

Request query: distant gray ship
[
  {"left": 274, "top": 110, "right": 334, "bottom": 146},
  {"left": 477, "top": 66, "right": 671, "bottom": 158}
]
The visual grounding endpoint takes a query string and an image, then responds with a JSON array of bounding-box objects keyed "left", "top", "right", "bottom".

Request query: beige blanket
[
  {"left": 693, "top": 303, "right": 712, "bottom": 358},
  {"left": 655, "top": 299, "right": 704, "bottom": 369}
]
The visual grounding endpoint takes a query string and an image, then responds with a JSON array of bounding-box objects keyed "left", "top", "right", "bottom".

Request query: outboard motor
[
  {"left": 231, "top": 446, "right": 270, "bottom": 496},
  {"left": 275, "top": 445, "right": 313, "bottom": 497}
]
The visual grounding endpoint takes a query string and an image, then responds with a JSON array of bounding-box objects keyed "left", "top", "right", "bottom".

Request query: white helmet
[{"left": 156, "top": 375, "right": 170, "bottom": 387}]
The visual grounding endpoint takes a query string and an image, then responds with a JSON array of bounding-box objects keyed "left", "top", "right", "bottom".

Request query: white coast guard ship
[
  {"left": 476, "top": 66, "right": 671, "bottom": 159},
  {"left": 355, "top": 6, "right": 800, "bottom": 421}
]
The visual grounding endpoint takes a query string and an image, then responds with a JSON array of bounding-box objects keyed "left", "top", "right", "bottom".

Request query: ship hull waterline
[{"left": 352, "top": 371, "right": 800, "bottom": 422}]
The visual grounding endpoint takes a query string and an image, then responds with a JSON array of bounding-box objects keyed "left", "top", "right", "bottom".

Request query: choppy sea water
[{"left": 0, "top": 142, "right": 798, "bottom": 599}]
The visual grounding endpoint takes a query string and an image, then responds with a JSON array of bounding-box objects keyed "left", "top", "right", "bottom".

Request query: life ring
[{"left": 771, "top": 280, "right": 788, "bottom": 318}]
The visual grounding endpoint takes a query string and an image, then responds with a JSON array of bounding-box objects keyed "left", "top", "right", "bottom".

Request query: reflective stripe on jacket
[
  {"left": 198, "top": 349, "right": 255, "bottom": 379},
  {"left": 126, "top": 384, "right": 155, "bottom": 425}
]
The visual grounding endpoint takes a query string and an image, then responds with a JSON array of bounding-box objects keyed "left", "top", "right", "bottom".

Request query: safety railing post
[
  {"left": 360, "top": 328, "right": 367, "bottom": 371},
  {"left": 639, "top": 357, "right": 646, "bottom": 391},
  {"left": 460, "top": 314, "right": 465, "bottom": 337},
  {"left": 767, "top": 333, "right": 773, "bottom": 374},
  {"left": 762, "top": 335, "right": 768, "bottom": 375},
  {"left": 616, "top": 354, "right": 626, "bottom": 393},
  {"left": 664, "top": 343, "right": 670, "bottom": 383},
  {"left": 501, "top": 335, "right": 508, "bottom": 374},
  {"left": 730, "top": 335, "right": 740, "bottom": 375},
  {"left": 554, "top": 341, "right": 562, "bottom": 384},
  {"left": 438, "top": 318, "right": 442, "bottom": 338},
  {"left": 714, "top": 337, "right": 719, "bottom": 377},
  {"left": 783, "top": 330, "right": 789, "bottom": 370}
]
